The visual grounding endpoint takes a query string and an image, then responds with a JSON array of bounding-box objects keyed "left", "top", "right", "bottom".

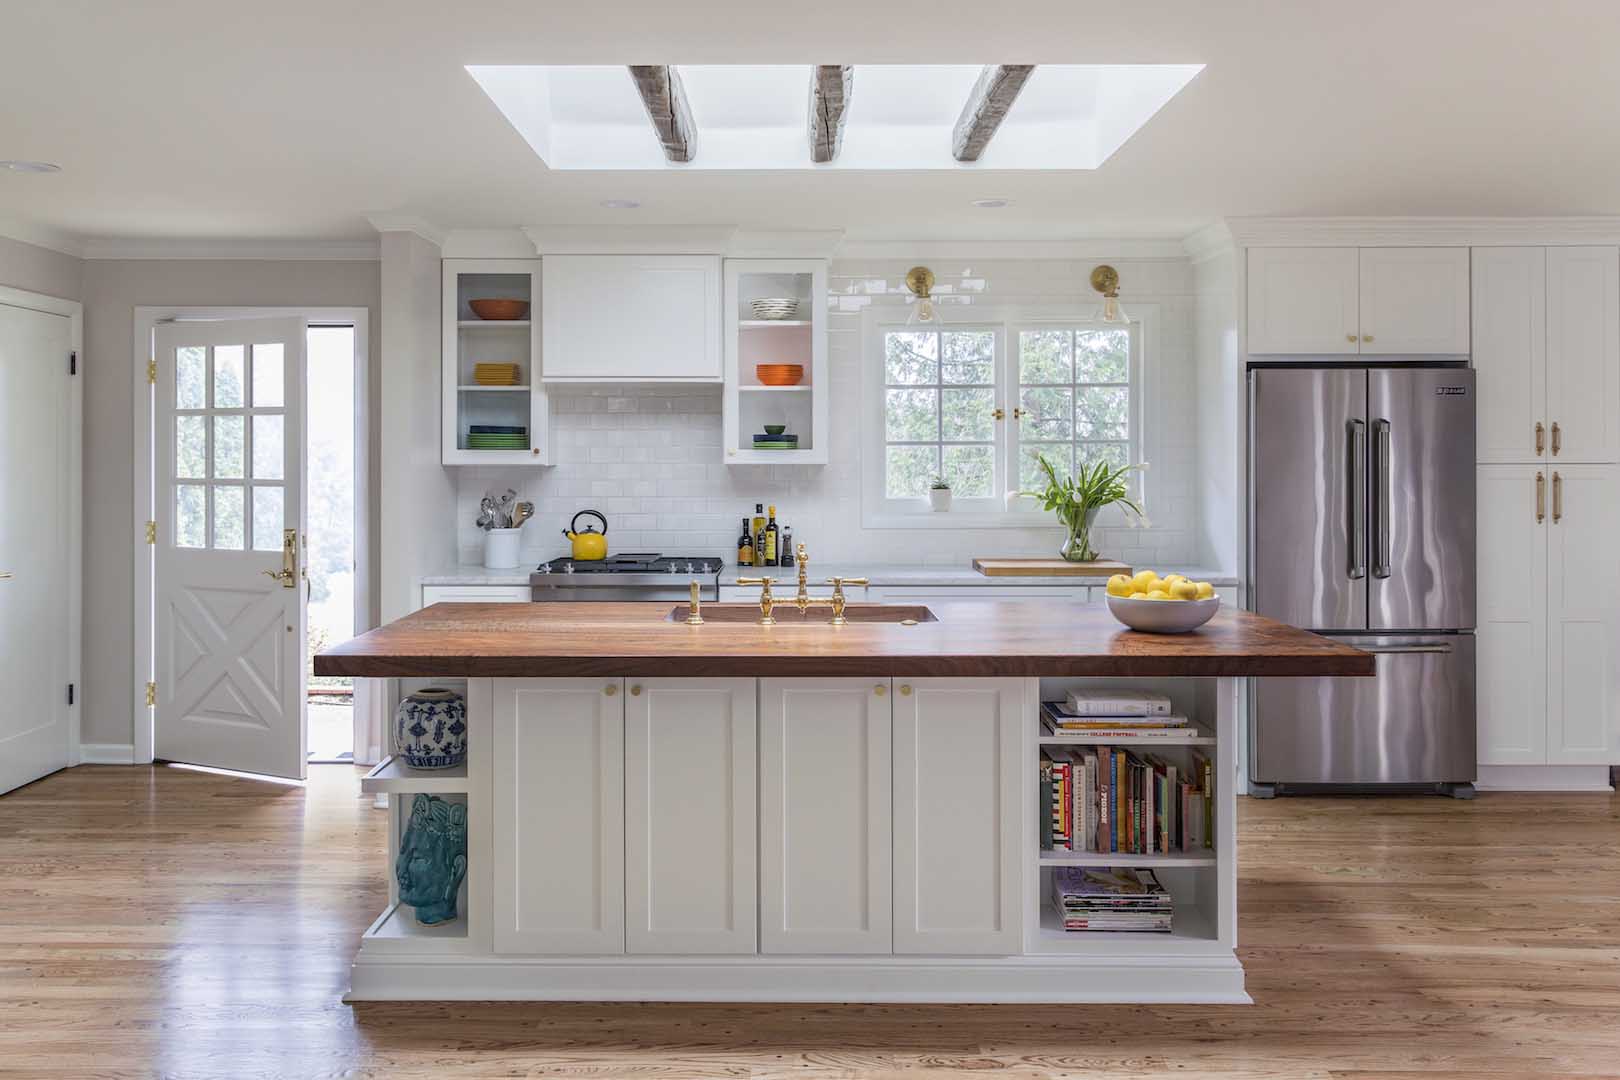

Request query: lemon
[
  {"left": 1170, "top": 580, "right": 1199, "bottom": 601},
  {"left": 1105, "top": 574, "right": 1134, "bottom": 597},
  {"left": 1163, "top": 573, "right": 1188, "bottom": 587},
  {"left": 1194, "top": 581, "right": 1216, "bottom": 599},
  {"left": 1131, "top": 570, "right": 1161, "bottom": 592},
  {"left": 1145, "top": 589, "right": 1171, "bottom": 600}
]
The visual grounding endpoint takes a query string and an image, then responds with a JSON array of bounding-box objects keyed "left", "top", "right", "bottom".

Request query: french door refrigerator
[{"left": 1248, "top": 365, "right": 1476, "bottom": 795}]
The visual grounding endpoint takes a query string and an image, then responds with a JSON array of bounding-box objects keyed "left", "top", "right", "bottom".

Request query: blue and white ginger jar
[{"left": 393, "top": 687, "right": 467, "bottom": 769}]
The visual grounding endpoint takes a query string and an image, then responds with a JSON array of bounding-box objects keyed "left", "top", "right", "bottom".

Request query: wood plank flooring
[{"left": 2, "top": 764, "right": 1618, "bottom": 1079}]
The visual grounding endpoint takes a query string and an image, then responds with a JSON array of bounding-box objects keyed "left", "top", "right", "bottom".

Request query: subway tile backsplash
[{"left": 455, "top": 257, "right": 1202, "bottom": 569}]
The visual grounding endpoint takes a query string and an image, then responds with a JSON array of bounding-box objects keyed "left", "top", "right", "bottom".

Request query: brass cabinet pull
[
  {"left": 604, "top": 684, "right": 618, "bottom": 697},
  {"left": 1536, "top": 471, "right": 1546, "bottom": 523},
  {"left": 1362, "top": 334, "right": 1374, "bottom": 343},
  {"left": 630, "top": 684, "right": 642, "bottom": 696},
  {"left": 1551, "top": 421, "right": 1562, "bottom": 457},
  {"left": 1553, "top": 471, "right": 1562, "bottom": 524},
  {"left": 899, "top": 684, "right": 912, "bottom": 696},
  {"left": 873, "top": 684, "right": 886, "bottom": 697},
  {"left": 1535, "top": 421, "right": 1545, "bottom": 456},
  {"left": 1345, "top": 333, "right": 1358, "bottom": 343}
]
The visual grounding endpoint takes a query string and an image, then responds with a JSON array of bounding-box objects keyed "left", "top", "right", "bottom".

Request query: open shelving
[
  {"left": 723, "top": 259, "right": 829, "bottom": 465},
  {"left": 441, "top": 259, "right": 551, "bottom": 465},
  {"left": 361, "top": 755, "right": 468, "bottom": 794}
]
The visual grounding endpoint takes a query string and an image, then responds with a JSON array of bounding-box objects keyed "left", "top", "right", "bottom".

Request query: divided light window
[
  {"left": 1014, "top": 326, "right": 1133, "bottom": 492},
  {"left": 882, "top": 328, "right": 998, "bottom": 502}
]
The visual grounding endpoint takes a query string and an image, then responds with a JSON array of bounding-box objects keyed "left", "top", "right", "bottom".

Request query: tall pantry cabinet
[{"left": 1474, "top": 247, "right": 1620, "bottom": 766}]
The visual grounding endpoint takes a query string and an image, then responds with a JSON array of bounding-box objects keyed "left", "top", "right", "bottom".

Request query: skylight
[{"left": 466, "top": 64, "right": 1203, "bottom": 171}]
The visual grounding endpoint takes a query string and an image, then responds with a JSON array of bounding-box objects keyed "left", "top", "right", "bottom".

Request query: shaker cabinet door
[
  {"left": 1545, "top": 466, "right": 1620, "bottom": 763},
  {"left": 1545, "top": 247, "right": 1620, "bottom": 464},
  {"left": 759, "top": 679, "right": 892, "bottom": 954},
  {"left": 492, "top": 678, "right": 625, "bottom": 954},
  {"left": 1356, "top": 247, "right": 1470, "bottom": 355},
  {"left": 892, "top": 677, "right": 1024, "bottom": 955},
  {"left": 1246, "top": 247, "right": 1360, "bottom": 355},
  {"left": 1472, "top": 247, "right": 1547, "bottom": 464}
]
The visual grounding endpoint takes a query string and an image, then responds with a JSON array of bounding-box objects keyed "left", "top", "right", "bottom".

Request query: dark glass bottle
[
  {"left": 737, "top": 517, "right": 754, "bottom": 566},
  {"left": 779, "top": 524, "right": 793, "bottom": 567}
]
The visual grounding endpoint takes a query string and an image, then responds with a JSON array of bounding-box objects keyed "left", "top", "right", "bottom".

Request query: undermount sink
[{"left": 666, "top": 603, "right": 939, "bottom": 624}]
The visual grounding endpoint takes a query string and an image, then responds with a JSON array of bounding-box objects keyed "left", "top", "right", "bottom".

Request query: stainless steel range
[{"left": 529, "top": 553, "right": 724, "bottom": 602}]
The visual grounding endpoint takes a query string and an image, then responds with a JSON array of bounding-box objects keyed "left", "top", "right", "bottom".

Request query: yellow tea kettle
[{"left": 563, "top": 510, "right": 608, "bottom": 561}]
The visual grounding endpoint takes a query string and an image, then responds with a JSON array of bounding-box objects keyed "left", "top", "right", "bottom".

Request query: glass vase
[{"left": 1059, "top": 507, "right": 1102, "bottom": 562}]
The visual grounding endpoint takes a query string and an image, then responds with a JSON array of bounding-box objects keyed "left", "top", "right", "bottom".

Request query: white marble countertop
[{"left": 422, "top": 563, "right": 1239, "bottom": 588}]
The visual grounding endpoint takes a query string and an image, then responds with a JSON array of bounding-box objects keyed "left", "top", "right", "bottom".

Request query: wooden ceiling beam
[
  {"left": 627, "top": 65, "right": 697, "bottom": 164},
  {"left": 808, "top": 65, "right": 854, "bottom": 164},
  {"left": 950, "top": 64, "right": 1036, "bottom": 162}
]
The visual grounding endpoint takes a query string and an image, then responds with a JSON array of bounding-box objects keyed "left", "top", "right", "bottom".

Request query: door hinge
[
  {"left": 145, "top": 520, "right": 157, "bottom": 545},
  {"left": 69, "top": 351, "right": 78, "bottom": 375},
  {"left": 145, "top": 681, "right": 157, "bottom": 707},
  {"left": 147, "top": 358, "right": 157, "bottom": 384},
  {"left": 67, "top": 684, "right": 75, "bottom": 706}
]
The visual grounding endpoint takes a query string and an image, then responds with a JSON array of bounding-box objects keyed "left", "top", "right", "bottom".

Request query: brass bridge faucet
[{"left": 737, "top": 543, "right": 868, "bottom": 626}]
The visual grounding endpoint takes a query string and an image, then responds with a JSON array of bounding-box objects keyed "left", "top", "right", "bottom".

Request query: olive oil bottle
[{"left": 764, "top": 505, "right": 780, "bottom": 565}]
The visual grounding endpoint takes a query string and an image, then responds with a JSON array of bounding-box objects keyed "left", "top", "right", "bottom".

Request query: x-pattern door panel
[{"left": 155, "top": 317, "right": 306, "bottom": 778}]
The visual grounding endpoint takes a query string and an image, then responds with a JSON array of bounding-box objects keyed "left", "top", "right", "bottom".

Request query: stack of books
[
  {"left": 1041, "top": 690, "right": 1192, "bottom": 739},
  {"left": 1050, "top": 867, "right": 1173, "bottom": 933},
  {"left": 473, "top": 362, "right": 523, "bottom": 386}
]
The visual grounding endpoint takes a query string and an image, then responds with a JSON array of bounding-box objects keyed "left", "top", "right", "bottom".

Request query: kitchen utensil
[
  {"left": 511, "top": 502, "right": 534, "bottom": 529},
  {"left": 1105, "top": 593, "right": 1220, "bottom": 634},
  {"left": 972, "top": 558, "right": 1132, "bottom": 577},
  {"left": 749, "top": 297, "right": 799, "bottom": 320},
  {"left": 467, "top": 298, "right": 529, "bottom": 321},
  {"left": 755, "top": 364, "right": 804, "bottom": 386},
  {"left": 563, "top": 509, "right": 608, "bottom": 561}
]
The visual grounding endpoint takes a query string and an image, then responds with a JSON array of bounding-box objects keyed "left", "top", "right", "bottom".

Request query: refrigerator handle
[
  {"left": 1347, "top": 419, "right": 1367, "bottom": 580},
  {"left": 1372, "top": 418, "right": 1392, "bottom": 579},
  {"left": 1362, "top": 643, "right": 1453, "bottom": 655}
]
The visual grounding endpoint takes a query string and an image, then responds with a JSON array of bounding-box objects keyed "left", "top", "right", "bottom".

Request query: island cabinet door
[
  {"left": 893, "top": 678, "right": 1025, "bottom": 955},
  {"left": 625, "top": 678, "right": 758, "bottom": 954},
  {"left": 492, "top": 678, "right": 625, "bottom": 955},
  {"left": 758, "top": 679, "right": 893, "bottom": 954}
]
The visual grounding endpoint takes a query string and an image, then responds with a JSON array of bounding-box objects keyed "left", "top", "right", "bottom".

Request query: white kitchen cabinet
[
  {"left": 1246, "top": 247, "right": 1359, "bottom": 354},
  {"left": 421, "top": 584, "right": 531, "bottom": 607},
  {"left": 723, "top": 259, "right": 829, "bottom": 464},
  {"left": 1545, "top": 248, "right": 1620, "bottom": 464},
  {"left": 892, "top": 677, "right": 1024, "bottom": 955},
  {"left": 624, "top": 678, "right": 757, "bottom": 953},
  {"left": 758, "top": 678, "right": 892, "bottom": 954},
  {"left": 1477, "top": 465, "right": 1620, "bottom": 766},
  {"left": 871, "top": 585, "right": 1095, "bottom": 604},
  {"left": 1357, "top": 247, "right": 1471, "bottom": 354},
  {"left": 442, "top": 259, "right": 551, "bottom": 465},
  {"left": 542, "top": 255, "right": 722, "bottom": 382},
  {"left": 1472, "top": 248, "right": 1547, "bottom": 463},
  {"left": 1247, "top": 247, "right": 1468, "bottom": 356},
  {"left": 492, "top": 678, "right": 625, "bottom": 954}
]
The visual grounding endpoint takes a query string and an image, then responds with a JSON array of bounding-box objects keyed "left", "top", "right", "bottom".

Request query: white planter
[
  {"left": 483, "top": 528, "right": 522, "bottom": 569},
  {"left": 928, "top": 488, "right": 952, "bottom": 512}
]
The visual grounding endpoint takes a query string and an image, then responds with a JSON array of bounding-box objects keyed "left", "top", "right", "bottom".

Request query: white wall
[
  {"left": 452, "top": 256, "right": 1207, "bottom": 570},
  {"left": 79, "top": 258, "right": 381, "bottom": 748},
  {"left": 1192, "top": 247, "right": 1241, "bottom": 575},
  {"left": 0, "top": 234, "right": 83, "bottom": 301}
]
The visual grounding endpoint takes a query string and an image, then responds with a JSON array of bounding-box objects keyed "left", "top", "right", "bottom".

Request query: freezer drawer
[{"left": 1252, "top": 634, "right": 1476, "bottom": 785}]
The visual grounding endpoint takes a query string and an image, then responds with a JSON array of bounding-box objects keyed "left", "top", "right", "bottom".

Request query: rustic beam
[
  {"left": 950, "top": 64, "right": 1036, "bottom": 162},
  {"left": 627, "top": 65, "right": 697, "bottom": 164},
  {"left": 808, "top": 65, "right": 854, "bottom": 164}
]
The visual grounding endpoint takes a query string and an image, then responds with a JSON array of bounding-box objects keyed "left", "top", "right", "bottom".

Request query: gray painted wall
[{"left": 0, "top": 234, "right": 82, "bottom": 301}]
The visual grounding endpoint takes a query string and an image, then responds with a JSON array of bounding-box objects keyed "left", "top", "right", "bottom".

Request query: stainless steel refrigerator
[{"left": 1248, "top": 365, "right": 1476, "bottom": 796}]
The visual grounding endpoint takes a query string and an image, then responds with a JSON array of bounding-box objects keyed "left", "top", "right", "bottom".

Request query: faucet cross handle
[
  {"left": 734, "top": 576, "right": 778, "bottom": 626},
  {"left": 823, "top": 576, "right": 869, "bottom": 626}
]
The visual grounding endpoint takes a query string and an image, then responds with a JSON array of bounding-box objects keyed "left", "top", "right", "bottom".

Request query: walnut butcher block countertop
[{"left": 314, "top": 601, "right": 1374, "bottom": 679}]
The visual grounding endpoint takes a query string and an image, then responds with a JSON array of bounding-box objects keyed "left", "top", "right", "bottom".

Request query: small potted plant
[
  {"left": 928, "top": 475, "right": 952, "bottom": 512},
  {"left": 1016, "top": 454, "right": 1148, "bottom": 562}
]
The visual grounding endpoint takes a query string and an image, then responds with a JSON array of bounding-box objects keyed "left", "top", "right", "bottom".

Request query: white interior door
[
  {"left": 154, "top": 318, "right": 307, "bottom": 779},
  {"left": 0, "top": 301, "right": 75, "bottom": 793}
]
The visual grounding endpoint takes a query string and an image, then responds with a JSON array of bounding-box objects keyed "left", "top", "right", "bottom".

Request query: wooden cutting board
[{"left": 973, "top": 558, "right": 1132, "bottom": 578}]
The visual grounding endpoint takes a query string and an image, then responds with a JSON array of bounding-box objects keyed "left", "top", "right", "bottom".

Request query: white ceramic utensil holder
[{"left": 483, "top": 528, "right": 522, "bottom": 569}]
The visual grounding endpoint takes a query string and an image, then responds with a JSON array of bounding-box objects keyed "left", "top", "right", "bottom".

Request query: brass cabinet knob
[
  {"left": 873, "top": 684, "right": 886, "bottom": 697},
  {"left": 604, "top": 684, "right": 618, "bottom": 697},
  {"left": 630, "top": 685, "right": 642, "bottom": 696},
  {"left": 1346, "top": 333, "right": 1358, "bottom": 343},
  {"left": 899, "top": 684, "right": 912, "bottom": 696},
  {"left": 1362, "top": 334, "right": 1374, "bottom": 343}
]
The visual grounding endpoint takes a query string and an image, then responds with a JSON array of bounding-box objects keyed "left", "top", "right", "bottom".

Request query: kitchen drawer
[
  {"left": 421, "top": 585, "right": 532, "bottom": 608},
  {"left": 872, "top": 585, "right": 1094, "bottom": 603}
]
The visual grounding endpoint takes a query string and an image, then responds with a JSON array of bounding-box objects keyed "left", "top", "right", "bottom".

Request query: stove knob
[
  {"left": 684, "top": 561, "right": 695, "bottom": 574},
  {"left": 563, "top": 562, "right": 574, "bottom": 573}
]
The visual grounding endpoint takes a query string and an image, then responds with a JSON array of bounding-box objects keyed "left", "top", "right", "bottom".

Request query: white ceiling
[{"left": 4, "top": 0, "right": 1620, "bottom": 251}]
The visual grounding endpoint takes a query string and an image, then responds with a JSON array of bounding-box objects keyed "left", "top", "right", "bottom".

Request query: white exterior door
[
  {"left": 492, "top": 678, "right": 625, "bottom": 954},
  {"left": 1245, "top": 247, "right": 1360, "bottom": 355},
  {"left": 1472, "top": 247, "right": 1547, "bottom": 464},
  {"left": 1545, "top": 247, "right": 1620, "bottom": 464},
  {"left": 1356, "top": 247, "right": 1471, "bottom": 354},
  {"left": 154, "top": 318, "right": 307, "bottom": 779},
  {"left": 625, "top": 678, "right": 757, "bottom": 954},
  {"left": 1545, "top": 466, "right": 1620, "bottom": 763},
  {"left": 0, "top": 301, "right": 76, "bottom": 793},
  {"left": 1475, "top": 466, "right": 1548, "bottom": 765},
  {"left": 759, "top": 678, "right": 892, "bottom": 955},
  {"left": 892, "top": 677, "right": 1024, "bottom": 955}
]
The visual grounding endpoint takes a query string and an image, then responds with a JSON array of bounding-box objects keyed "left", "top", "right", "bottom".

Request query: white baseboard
[
  {"left": 1475, "top": 764, "right": 1615, "bottom": 792},
  {"left": 78, "top": 743, "right": 136, "bottom": 765}
]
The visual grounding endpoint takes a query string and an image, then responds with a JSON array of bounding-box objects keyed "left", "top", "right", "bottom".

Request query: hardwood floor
[{"left": 2, "top": 765, "right": 1618, "bottom": 1078}]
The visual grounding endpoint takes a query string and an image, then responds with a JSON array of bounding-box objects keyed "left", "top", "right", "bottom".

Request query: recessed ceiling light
[
  {"left": 0, "top": 160, "right": 61, "bottom": 173},
  {"left": 600, "top": 199, "right": 640, "bottom": 209},
  {"left": 971, "top": 197, "right": 1011, "bottom": 208}
]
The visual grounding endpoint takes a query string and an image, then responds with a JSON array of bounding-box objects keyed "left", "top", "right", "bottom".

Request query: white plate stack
[{"left": 749, "top": 297, "right": 799, "bottom": 320}]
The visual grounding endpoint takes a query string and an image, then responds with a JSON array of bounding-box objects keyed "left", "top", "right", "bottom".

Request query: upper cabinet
[
  {"left": 723, "top": 259, "right": 829, "bottom": 465},
  {"left": 442, "top": 259, "right": 551, "bottom": 465},
  {"left": 1246, "top": 247, "right": 1469, "bottom": 356},
  {"left": 1473, "top": 246, "right": 1619, "bottom": 464},
  {"left": 542, "top": 255, "right": 722, "bottom": 383}
]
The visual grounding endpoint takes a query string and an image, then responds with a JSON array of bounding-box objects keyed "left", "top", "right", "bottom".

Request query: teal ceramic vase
[{"left": 395, "top": 794, "right": 468, "bottom": 925}]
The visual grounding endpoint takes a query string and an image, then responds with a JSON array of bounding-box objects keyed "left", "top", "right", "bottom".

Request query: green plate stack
[{"left": 467, "top": 431, "right": 528, "bottom": 450}]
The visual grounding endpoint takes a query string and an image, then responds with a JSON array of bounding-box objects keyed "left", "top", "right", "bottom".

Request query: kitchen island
[{"left": 317, "top": 600, "right": 1370, "bottom": 1004}]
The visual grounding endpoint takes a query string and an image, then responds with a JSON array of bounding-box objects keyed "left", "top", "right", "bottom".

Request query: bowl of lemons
[{"left": 1104, "top": 570, "right": 1220, "bottom": 634}]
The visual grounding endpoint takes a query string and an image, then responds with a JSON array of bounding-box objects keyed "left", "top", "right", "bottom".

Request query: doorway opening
[{"left": 305, "top": 324, "right": 358, "bottom": 764}]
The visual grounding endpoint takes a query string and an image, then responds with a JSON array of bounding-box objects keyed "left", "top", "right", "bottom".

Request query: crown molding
[
  {"left": 365, "top": 213, "right": 446, "bottom": 246},
  {"left": 440, "top": 228, "right": 537, "bottom": 259},
  {"left": 1224, "top": 216, "right": 1620, "bottom": 248},
  {"left": 0, "top": 214, "right": 88, "bottom": 259},
  {"left": 834, "top": 238, "right": 1190, "bottom": 261},
  {"left": 729, "top": 229, "right": 845, "bottom": 259},
  {"left": 80, "top": 236, "right": 379, "bottom": 260},
  {"left": 523, "top": 224, "right": 738, "bottom": 255},
  {"left": 1181, "top": 221, "right": 1234, "bottom": 265}
]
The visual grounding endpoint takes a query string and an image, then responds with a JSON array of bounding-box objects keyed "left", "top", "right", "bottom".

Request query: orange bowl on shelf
[
  {"left": 755, "top": 364, "right": 805, "bottom": 386},
  {"left": 467, "top": 298, "right": 530, "bottom": 321}
]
